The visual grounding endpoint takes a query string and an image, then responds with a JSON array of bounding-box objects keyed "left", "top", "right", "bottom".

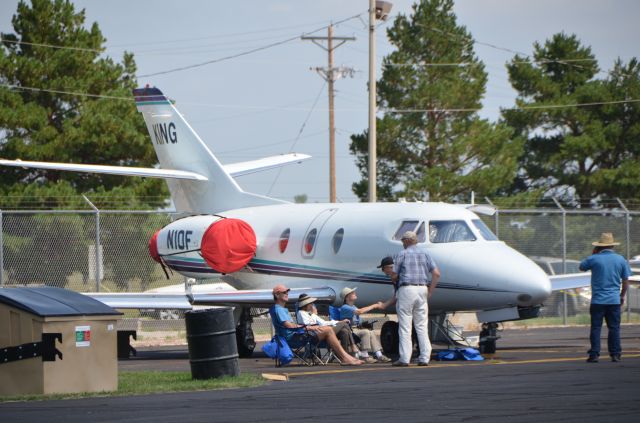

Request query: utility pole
[
  {"left": 302, "top": 25, "right": 355, "bottom": 203},
  {"left": 368, "top": 0, "right": 377, "bottom": 203},
  {"left": 368, "top": 0, "right": 393, "bottom": 203}
]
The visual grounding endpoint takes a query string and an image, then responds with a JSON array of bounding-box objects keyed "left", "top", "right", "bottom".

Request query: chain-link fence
[
  {"left": 1, "top": 204, "right": 639, "bottom": 337},
  {"left": 479, "top": 204, "right": 640, "bottom": 324}
]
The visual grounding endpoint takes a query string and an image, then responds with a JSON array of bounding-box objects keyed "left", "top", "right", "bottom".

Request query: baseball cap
[
  {"left": 376, "top": 256, "right": 394, "bottom": 268},
  {"left": 272, "top": 284, "right": 290, "bottom": 295}
]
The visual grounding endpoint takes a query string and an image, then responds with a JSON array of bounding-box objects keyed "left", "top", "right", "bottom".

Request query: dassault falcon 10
[{"left": 0, "top": 87, "right": 587, "bottom": 355}]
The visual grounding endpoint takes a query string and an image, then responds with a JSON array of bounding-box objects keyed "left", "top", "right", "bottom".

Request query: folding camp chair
[
  {"left": 330, "top": 305, "right": 361, "bottom": 346},
  {"left": 329, "top": 305, "right": 341, "bottom": 321},
  {"left": 293, "top": 303, "right": 335, "bottom": 365},
  {"left": 268, "top": 306, "right": 323, "bottom": 367}
]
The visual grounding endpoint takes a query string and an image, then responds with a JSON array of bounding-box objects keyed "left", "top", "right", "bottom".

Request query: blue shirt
[
  {"left": 393, "top": 244, "right": 437, "bottom": 286},
  {"left": 271, "top": 304, "right": 297, "bottom": 340},
  {"left": 580, "top": 250, "right": 631, "bottom": 305},
  {"left": 339, "top": 304, "right": 360, "bottom": 326}
]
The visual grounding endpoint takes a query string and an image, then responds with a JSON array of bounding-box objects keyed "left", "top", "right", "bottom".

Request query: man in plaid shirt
[{"left": 391, "top": 231, "right": 440, "bottom": 367}]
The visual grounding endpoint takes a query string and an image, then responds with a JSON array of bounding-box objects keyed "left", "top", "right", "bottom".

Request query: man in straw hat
[
  {"left": 390, "top": 231, "right": 440, "bottom": 367},
  {"left": 579, "top": 233, "right": 631, "bottom": 363},
  {"left": 339, "top": 287, "right": 391, "bottom": 363}
]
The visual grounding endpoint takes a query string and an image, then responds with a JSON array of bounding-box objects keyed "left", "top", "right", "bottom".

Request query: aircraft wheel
[
  {"left": 478, "top": 322, "right": 498, "bottom": 354},
  {"left": 381, "top": 321, "right": 399, "bottom": 355},
  {"left": 236, "top": 308, "right": 256, "bottom": 358}
]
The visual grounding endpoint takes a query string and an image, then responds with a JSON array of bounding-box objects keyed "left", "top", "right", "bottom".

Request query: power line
[
  {"left": 107, "top": 20, "right": 338, "bottom": 49},
  {"left": 267, "top": 81, "right": 327, "bottom": 196},
  {"left": 0, "top": 18, "right": 350, "bottom": 54},
  {"left": 138, "top": 13, "right": 364, "bottom": 78},
  {"left": 382, "top": 98, "right": 640, "bottom": 114},
  {"left": 0, "top": 36, "right": 102, "bottom": 53},
  {"left": 2, "top": 83, "right": 638, "bottom": 114},
  {"left": 0, "top": 83, "right": 132, "bottom": 101}
]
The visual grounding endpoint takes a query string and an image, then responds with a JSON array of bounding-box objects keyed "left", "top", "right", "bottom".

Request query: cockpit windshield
[
  {"left": 472, "top": 219, "right": 498, "bottom": 241},
  {"left": 429, "top": 220, "right": 476, "bottom": 243}
]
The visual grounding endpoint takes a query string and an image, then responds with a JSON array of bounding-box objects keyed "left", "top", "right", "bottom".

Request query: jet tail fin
[{"left": 133, "top": 87, "right": 285, "bottom": 213}]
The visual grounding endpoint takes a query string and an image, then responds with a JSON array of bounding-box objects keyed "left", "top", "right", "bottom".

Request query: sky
[{"left": 0, "top": 0, "right": 638, "bottom": 203}]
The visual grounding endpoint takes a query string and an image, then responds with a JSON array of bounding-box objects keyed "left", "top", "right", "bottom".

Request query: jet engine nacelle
[{"left": 149, "top": 215, "right": 257, "bottom": 275}]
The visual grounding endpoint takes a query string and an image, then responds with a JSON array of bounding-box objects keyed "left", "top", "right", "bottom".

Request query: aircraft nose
[{"left": 445, "top": 243, "right": 551, "bottom": 307}]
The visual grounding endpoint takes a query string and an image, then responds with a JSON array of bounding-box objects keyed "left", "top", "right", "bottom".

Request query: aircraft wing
[
  {"left": 223, "top": 153, "right": 311, "bottom": 177},
  {"left": 550, "top": 271, "right": 640, "bottom": 292},
  {"left": 87, "top": 286, "right": 336, "bottom": 310},
  {"left": 549, "top": 273, "right": 591, "bottom": 291}
]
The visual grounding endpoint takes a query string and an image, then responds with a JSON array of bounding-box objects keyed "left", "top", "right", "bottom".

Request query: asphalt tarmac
[{"left": 2, "top": 325, "right": 640, "bottom": 422}]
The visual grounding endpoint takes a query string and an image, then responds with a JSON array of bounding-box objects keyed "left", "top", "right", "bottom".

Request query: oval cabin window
[
  {"left": 332, "top": 228, "right": 344, "bottom": 254},
  {"left": 279, "top": 228, "right": 290, "bottom": 253},
  {"left": 304, "top": 229, "right": 317, "bottom": 254}
]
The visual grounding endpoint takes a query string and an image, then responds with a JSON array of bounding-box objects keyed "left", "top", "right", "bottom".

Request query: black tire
[
  {"left": 236, "top": 323, "right": 256, "bottom": 358},
  {"left": 381, "top": 321, "right": 399, "bottom": 354},
  {"left": 479, "top": 339, "right": 496, "bottom": 354}
]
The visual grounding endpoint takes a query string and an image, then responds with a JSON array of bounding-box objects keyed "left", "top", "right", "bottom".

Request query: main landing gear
[
  {"left": 381, "top": 321, "right": 399, "bottom": 354},
  {"left": 235, "top": 307, "right": 256, "bottom": 358}
]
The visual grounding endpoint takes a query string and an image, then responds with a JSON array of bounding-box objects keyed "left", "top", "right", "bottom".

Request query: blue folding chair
[
  {"left": 329, "top": 305, "right": 342, "bottom": 321},
  {"left": 329, "top": 305, "right": 361, "bottom": 347},
  {"left": 295, "top": 304, "right": 339, "bottom": 365},
  {"left": 268, "top": 305, "right": 321, "bottom": 367}
]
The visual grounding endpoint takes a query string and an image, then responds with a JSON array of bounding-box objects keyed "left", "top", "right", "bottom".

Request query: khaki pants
[
  {"left": 353, "top": 327, "right": 382, "bottom": 353},
  {"left": 332, "top": 322, "right": 359, "bottom": 353}
]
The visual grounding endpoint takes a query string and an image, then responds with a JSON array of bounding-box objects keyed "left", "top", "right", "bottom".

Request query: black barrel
[{"left": 185, "top": 307, "right": 240, "bottom": 379}]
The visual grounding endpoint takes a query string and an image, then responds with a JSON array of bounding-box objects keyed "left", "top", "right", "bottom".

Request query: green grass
[{"left": 0, "top": 371, "right": 265, "bottom": 402}]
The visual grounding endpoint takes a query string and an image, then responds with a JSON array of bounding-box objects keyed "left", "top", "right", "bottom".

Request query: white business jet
[{"left": 0, "top": 87, "right": 588, "bottom": 355}]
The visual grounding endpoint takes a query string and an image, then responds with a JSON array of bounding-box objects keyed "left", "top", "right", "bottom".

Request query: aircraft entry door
[{"left": 301, "top": 208, "right": 338, "bottom": 258}]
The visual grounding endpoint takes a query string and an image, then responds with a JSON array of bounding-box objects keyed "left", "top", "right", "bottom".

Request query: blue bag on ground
[
  {"left": 262, "top": 337, "right": 278, "bottom": 359},
  {"left": 461, "top": 347, "right": 484, "bottom": 361},
  {"left": 437, "top": 347, "right": 484, "bottom": 361},
  {"left": 262, "top": 336, "right": 294, "bottom": 365}
]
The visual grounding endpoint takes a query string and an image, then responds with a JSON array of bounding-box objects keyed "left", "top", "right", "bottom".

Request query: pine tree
[
  {"left": 503, "top": 33, "right": 640, "bottom": 205},
  {"left": 350, "top": 0, "right": 521, "bottom": 202},
  {"left": 0, "top": 0, "right": 167, "bottom": 209}
]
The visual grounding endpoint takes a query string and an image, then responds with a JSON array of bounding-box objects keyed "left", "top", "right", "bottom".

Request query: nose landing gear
[{"left": 478, "top": 322, "right": 500, "bottom": 354}]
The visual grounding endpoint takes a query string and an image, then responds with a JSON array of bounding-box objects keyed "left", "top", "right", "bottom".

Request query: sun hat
[
  {"left": 340, "top": 287, "right": 357, "bottom": 301},
  {"left": 592, "top": 232, "right": 620, "bottom": 247},
  {"left": 377, "top": 256, "right": 394, "bottom": 268},
  {"left": 297, "top": 293, "right": 317, "bottom": 308}
]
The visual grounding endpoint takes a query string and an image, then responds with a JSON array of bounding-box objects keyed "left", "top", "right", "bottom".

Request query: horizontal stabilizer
[
  {"left": 0, "top": 159, "right": 208, "bottom": 181},
  {"left": 224, "top": 153, "right": 311, "bottom": 177},
  {"left": 549, "top": 273, "right": 591, "bottom": 291}
]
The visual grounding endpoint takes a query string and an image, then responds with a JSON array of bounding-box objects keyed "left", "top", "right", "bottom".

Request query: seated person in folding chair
[
  {"left": 296, "top": 293, "right": 361, "bottom": 358},
  {"left": 339, "top": 287, "right": 392, "bottom": 363},
  {"left": 271, "top": 284, "right": 362, "bottom": 366}
]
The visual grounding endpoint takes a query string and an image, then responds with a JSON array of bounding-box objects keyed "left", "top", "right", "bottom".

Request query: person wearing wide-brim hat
[
  {"left": 339, "top": 287, "right": 391, "bottom": 363},
  {"left": 271, "top": 285, "right": 363, "bottom": 366},
  {"left": 579, "top": 233, "right": 631, "bottom": 363},
  {"left": 295, "top": 293, "right": 360, "bottom": 357}
]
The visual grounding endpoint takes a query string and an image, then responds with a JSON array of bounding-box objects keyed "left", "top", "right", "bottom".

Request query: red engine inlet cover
[
  {"left": 200, "top": 218, "right": 257, "bottom": 273},
  {"left": 149, "top": 229, "right": 161, "bottom": 263}
]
